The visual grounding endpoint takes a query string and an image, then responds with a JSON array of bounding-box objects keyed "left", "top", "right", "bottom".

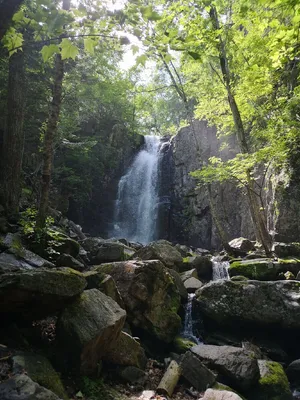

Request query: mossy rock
[
  {"left": 81, "top": 376, "right": 126, "bottom": 400},
  {"left": 231, "top": 275, "right": 249, "bottom": 281},
  {"left": 213, "top": 382, "right": 246, "bottom": 399},
  {"left": 173, "top": 336, "right": 196, "bottom": 353},
  {"left": 12, "top": 352, "right": 68, "bottom": 399},
  {"left": 229, "top": 259, "right": 278, "bottom": 280}
]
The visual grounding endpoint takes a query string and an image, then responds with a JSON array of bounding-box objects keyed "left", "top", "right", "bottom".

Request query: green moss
[
  {"left": 258, "top": 361, "right": 292, "bottom": 400},
  {"left": 229, "top": 259, "right": 277, "bottom": 280},
  {"left": 173, "top": 336, "right": 195, "bottom": 353},
  {"left": 182, "top": 257, "right": 190, "bottom": 263}
]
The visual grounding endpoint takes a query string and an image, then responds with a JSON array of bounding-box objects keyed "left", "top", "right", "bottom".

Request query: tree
[{"left": 0, "top": 0, "right": 23, "bottom": 40}]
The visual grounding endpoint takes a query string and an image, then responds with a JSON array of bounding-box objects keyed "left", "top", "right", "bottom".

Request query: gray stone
[
  {"left": 118, "top": 366, "right": 146, "bottom": 384},
  {"left": 81, "top": 237, "right": 124, "bottom": 263},
  {"left": 181, "top": 351, "right": 216, "bottom": 391},
  {"left": 196, "top": 280, "right": 300, "bottom": 330},
  {"left": 180, "top": 256, "right": 212, "bottom": 280},
  {"left": 84, "top": 271, "right": 124, "bottom": 307},
  {"left": 229, "top": 237, "right": 255, "bottom": 252},
  {"left": 0, "top": 374, "right": 62, "bottom": 400},
  {"left": 191, "top": 344, "right": 259, "bottom": 390},
  {"left": 55, "top": 253, "right": 85, "bottom": 271},
  {"left": 57, "top": 289, "right": 126, "bottom": 374},
  {"left": 287, "top": 359, "right": 300, "bottom": 384},
  {"left": 272, "top": 242, "right": 300, "bottom": 258},
  {"left": 180, "top": 268, "right": 198, "bottom": 282},
  {"left": 168, "top": 268, "right": 188, "bottom": 300},
  {"left": 202, "top": 389, "right": 243, "bottom": 400},
  {"left": 134, "top": 241, "right": 183, "bottom": 271},
  {"left": 184, "top": 277, "right": 203, "bottom": 293},
  {"left": 175, "top": 244, "right": 194, "bottom": 257}
]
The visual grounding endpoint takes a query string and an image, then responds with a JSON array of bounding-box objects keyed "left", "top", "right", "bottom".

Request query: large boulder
[
  {"left": 286, "top": 359, "right": 300, "bottom": 384},
  {"left": 55, "top": 253, "right": 85, "bottom": 271},
  {"left": 0, "top": 268, "right": 86, "bottom": 318},
  {"left": 191, "top": 344, "right": 259, "bottom": 390},
  {"left": 180, "top": 256, "right": 212, "bottom": 280},
  {"left": 57, "top": 289, "right": 126, "bottom": 374},
  {"left": 180, "top": 268, "right": 198, "bottom": 282},
  {"left": 134, "top": 241, "right": 183, "bottom": 271},
  {"left": 0, "top": 374, "right": 62, "bottom": 400},
  {"left": 196, "top": 280, "right": 300, "bottom": 330},
  {"left": 167, "top": 268, "right": 188, "bottom": 300},
  {"left": 249, "top": 360, "right": 292, "bottom": 400},
  {"left": 184, "top": 277, "right": 203, "bottom": 293},
  {"left": 84, "top": 271, "right": 124, "bottom": 307},
  {"left": 104, "top": 331, "right": 147, "bottom": 369},
  {"left": 81, "top": 237, "right": 125, "bottom": 264},
  {"left": 202, "top": 389, "right": 244, "bottom": 400},
  {"left": 229, "top": 237, "right": 255, "bottom": 253},
  {"left": 94, "top": 260, "right": 181, "bottom": 342},
  {"left": 180, "top": 351, "right": 216, "bottom": 391},
  {"left": 272, "top": 242, "right": 300, "bottom": 258}
]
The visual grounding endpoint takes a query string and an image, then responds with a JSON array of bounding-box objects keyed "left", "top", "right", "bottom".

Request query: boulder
[
  {"left": 12, "top": 352, "right": 67, "bottom": 399},
  {"left": 272, "top": 242, "right": 300, "bottom": 258},
  {"left": 134, "top": 241, "right": 183, "bottom": 271},
  {"left": 95, "top": 260, "right": 181, "bottom": 342},
  {"left": 196, "top": 280, "right": 300, "bottom": 330},
  {"left": 57, "top": 289, "right": 126, "bottom": 374},
  {"left": 56, "top": 253, "right": 85, "bottom": 271},
  {"left": 84, "top": 271, "right": 124, "bottom": 307},
  {"left": 180, "top": 351, "right": 216, "bottom": 391},
  {"left": 168, "top": 268, "right": 188, "bottom": 300},
  {"left": 0, "top": 252, "right": 33, "bottom": 272},
  {"left": 104, "top": 331, "right": 147, "bottom": 369},
  {"left": 118, "top": 366, "right": 146, "bottom": 384},
  {"left": 81, "top": 237, "right": 124, "bottom": 263},
  {"left": 175, "top": 244, "right": 193, "bottom": 257},
  {"left": 0, "top": 374, "right": 62, "bottom": 400},
  {"left": 184, "top": 277, "right": 203, "bottom": 293},
  {"left": 250, "top": 360, "right": 293, "bottom": 400},
  {"left": 173, "top": 336, "right": 196, "bottom": 353},
  {"left": 0, "top": 268, "right": 86, "bottom": 318},
  {"left": 181, "top": 256, "right": 212, "bottom": 280},
  {"left": 229, "top": 259, "right": 278, "bottom": 280},
  {"left": 229, "top": 238, "right": 255, "bottom": 253},
  {"left": 286, "top": 359, "right": 300, "bottom": 384},
  {"left": 47, "top": 230, "right": 80, "bottom": 258},
  {"left": 202, "top": 389, "right": 244, "bottom": 400},
  {"left": 180, "top": 268, "right": 198, "bottom": 282},
  {"left": 191, "top": 344, "right": 259, "bottom": 390}
]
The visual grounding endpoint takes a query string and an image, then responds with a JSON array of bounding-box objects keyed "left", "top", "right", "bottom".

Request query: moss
[
  {"left": 182, "top": 257, "right": 190, "bottom": 263},
  {"left": 173, "top": 336, "right": 195, "bottom": 353},
  {"left": 257, "top": 361, "right": 292, "bottom": 400},
  {"left": 229, "top": 259, "right": 277, "bottom": 280}
]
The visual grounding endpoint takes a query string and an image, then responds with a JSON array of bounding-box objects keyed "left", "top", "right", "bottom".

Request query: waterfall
[
  {"left": 182, "top": 293, "right": 201, "bottom": 344},
  {"left": 111, "top": 135, "right": 160, "bottom": 244},
  {"left": 212, "top": 256, "right": 230, "bottom": 280}
]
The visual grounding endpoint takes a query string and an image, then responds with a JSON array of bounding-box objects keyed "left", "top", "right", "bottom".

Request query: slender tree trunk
[
  {"left": 0, "top": 50, "right": 25, "bottom": 215},
  {"left": 209, "top": 6, "right": 272, "bottom": 254},
  {"left": 0, "top": 0, "right": 24, "bottom": 40}
]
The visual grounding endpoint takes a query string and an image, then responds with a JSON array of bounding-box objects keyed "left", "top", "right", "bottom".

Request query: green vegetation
[{"left": 257, "top": 361, "right": 292, "bottom": 400}]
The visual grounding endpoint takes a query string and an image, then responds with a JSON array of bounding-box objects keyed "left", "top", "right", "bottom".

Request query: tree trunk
[
  {"left": 0, "top": 0, "right": 24, "bottom": 40},
  {"left": 209, "top": 5, "right": 272, "bottom": 254},
  {"left": 157, "top": 360, "right": 181, "bottom": 397},
  {"left": 0, "top": 50, "right": 25, "bottom": 215}
]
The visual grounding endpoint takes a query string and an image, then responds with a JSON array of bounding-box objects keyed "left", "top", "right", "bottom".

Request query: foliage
[{"left": 20, "top": 207, "right": 54, "bottom": 239}]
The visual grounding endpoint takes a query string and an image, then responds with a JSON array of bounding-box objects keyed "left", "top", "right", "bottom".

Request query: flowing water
[
  {"left": 212, "top": 256, "right": 230, "bottom": 280},
  {"left": 182, "top": 293, "right": 201, "bottom": 344},
  {"left": 111, "top": 135, "right": 160, "bottom": 244}
]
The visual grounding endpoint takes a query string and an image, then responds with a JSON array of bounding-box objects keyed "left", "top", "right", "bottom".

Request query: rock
[
  {"left": 196, "top": 280, "right": 300, "bottom": 330},
  {"left": 57, "top": 289, "right": 126, "bottom": 374},
  {"left": 191, "top": 344, "right": 259, "bottom": 390},
  {"left": 284, "top": 271, "right": 295, "bottom": 280},
  {"left": 202, "top": 388, "right": 244, "bottom": 400},
  {"left": 0, "top": 374, "right": 62, "bottom": 400},
  {"left": 84, "top": 271, "right": 124, "bottom": 307},
  {"left": 230, "top": 275, "right": 249, "bottom": 281},
  {"left": 194, "top": 248, "right": 211, "bottom": 256},
  {"left": 250, "top": 360, "right": 293, "bottom": 400},
  {"left": 0, "top": 252, "right": 33, "bottom": 272},
  {"left": 229, "top": 259, "right": 278, "bottom": 280},
  {"left": 181, "top": 256, "right": 212, "bottom": 281},
  {"left": 0, "top": 268, "right": 86, "bottom": 318},
  {"left": 229, "top": 237, "right": 255, "bottom": 253},
  {"left": 47, "top": 230, "right": 80, "bottom": 258},
  {"left": 181, "top": 351, "right": 216, "bottom": 391},
  {"left": 104, "top": 331, "right": 147, "bottom": 369},
  {"left": 56, "top": 253, "right": 85, "bottom": 271},
  {"left": 173, "top": 336, "right": 197, "bottom": 353},
  {"left": 272, "top": 242, "right": 300, "bottom": 258},
  {"left": 180, "top": 268, "right": 198, "bottom": 282},
  {"left": 12, "top": 352, "right": 67, "bottom": 399},
  {"left": 8, "top": 247, "right": 55, "bottom": 269},
  {"left": 95, "top": 260, "right": 181, "bottom": 342},
  {"left": 297, "top": 271, "right": 300, "bottom": 280},
  {"left": 175, "top": 244, "right": 193, "bottom": 257},
  {"left": 167, "top": 268, "right": 188, "bottom": 300},
  {"left": 81, "top": 237, "right": 124, "bottom": 263},
  {"left": 118, "top": 366, "right": 146, "bottom": 384},
  {"left": 134, "top": 241, "right": 183, "bottom": 271},
  {"left": 184, "top": 277, "right": 203, "bottom": 293},
  {"left": 287, "top": 359, "right": 300, "bottom": 384}
]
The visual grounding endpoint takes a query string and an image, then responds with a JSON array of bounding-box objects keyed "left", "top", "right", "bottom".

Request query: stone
[
  {"left": 229, "top": 237, "right": 255, "bottom": 253},
  {"left": 55, "top": 253, "right": 85, "bottom": 271},
  {"left": 84, "top": 271, "right": 124, "bottom": 307},
  {"left": 0, "top": 374, "right": 62, "bottom": 400},
  {"left": 184, "top": 277, "right": 203, "bottom": 293},
  {"left": 286, "top": 359, "right": 300, "bottom": 384},
  {"left": 0, "top": 252, "right": 33, "bottom": 272},
  {"left": 196, "top": 280, "right": 300, "bottom": 330},
  {"left": 0, "top": 268, "right": 86, "bottom": 318},
  {"left": 95, "top": 260, "right": 181, "bottom": 342},
  {"left": 180, "top": 268, "right": 198, "bottom": 282},
  {"left": 173, "top": 336, "right": 196, "bottom": 353},
  {"left": 118, "top": 366, "right": 147, "bottom": 384},
  {"left": 181, "top": 351, "right": 216, "bottom": 391},
  {"left": 47, "top": 230, "right": 80, "bottom": 258},
  {"left": 134, "top": 241, "right": 183, "bottom": 271},
  {"left": 175, "top": 244, "right": 194, "bottom": 257},
  {"left": 250, "top": 360, "right": 293, "bottom": 400},
  {"left": 57, "top": 289, "right": 126, "bottom": 374},
  {"left": 229, "top": 259, "right": 278, "bottom": 280},
  {"left": 104, "top": 331, "right": 147, "bottom": 369},
  {"left": 202, "top": 389, "right": 244, "bottom": 400},
  {"left": 272, "top": 242, "right": 300, "bottom": 258},
  {"left": 81, "top": 237, "right": 125, "bottom": 263},
  {"left": 230, "top": 275, "right": 249, "bottom": 281},
  {"left": 12, "top": 352, "right": 67, "bottom": 399},
  {"left": 191, "top": 344, "right": 259, "bottom": 390},
  {"left": 181, "top": 256, "right": 212, "bottom": 281},
  {"left": 168, "top": 268, "right": 188, "bottom": 300}
]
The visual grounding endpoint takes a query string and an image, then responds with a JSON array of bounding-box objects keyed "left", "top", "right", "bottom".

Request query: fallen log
[{"left": 157, "top": 360, "right": 181, "bottom": 397}]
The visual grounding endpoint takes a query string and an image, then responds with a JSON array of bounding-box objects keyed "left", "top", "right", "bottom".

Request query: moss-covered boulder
[
  {"left": 84, "top": 271, "right": 124, "bottom": 307},
  {"left": 173, "top": 336, "right": 196, "bottom": 353},
  {"left": 94, "top": 260, "right": 181, "bottom": 342},
  {"left": 57, "top": 289, "right": 126, "bottom": 374},
  {"left": 229, "top": 259, "right": 278, "bottom": 280},
  {"left": 249, "top": 360, "right": 293, "bottom": 400},
  {"left": 0, "top": 268, "right": 86, "bottom": 318},
  {"left": 272, "top": 242, "right": 300, "bottom": 258},
  {"left": 104, "top": 331, "right": 147, "bottom": 369},
  {"left": 12, "top": 352, "right": 68, "bottom": 399},
  {"left": 46, "top": 229, "right": 80, "bottom": 258},
  {"left": 134, "top": 241, "right": 183, "bottom": 271}
]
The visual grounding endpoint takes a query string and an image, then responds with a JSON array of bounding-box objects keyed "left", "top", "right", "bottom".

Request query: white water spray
[{"left": 212, "top": 256, "right": 230, "bottom": 280}]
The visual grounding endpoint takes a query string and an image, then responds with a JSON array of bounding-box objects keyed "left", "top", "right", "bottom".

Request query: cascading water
[
  {"left": 111, "top": 135, "right": 160, "bottom": 244},
  {"left": 182, "top": 293, "right": 201, "bottom": 344},
  {"left": 212, "top": 256, "right": 230, "bottom": 280}
]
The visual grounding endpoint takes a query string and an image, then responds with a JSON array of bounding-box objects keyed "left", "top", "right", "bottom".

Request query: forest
[{"left": 1, "top": 0, "right": 300, "bottom": 399}]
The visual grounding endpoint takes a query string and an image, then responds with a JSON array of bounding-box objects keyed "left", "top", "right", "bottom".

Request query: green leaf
[
  {"left": 41, "top": 44, "right": 60, "bottom": 62},
  {"left": 60, "top": 38, "right": 79, "bottom": 60},
  {"left": 84, "top": 38, "right": 96, "bottom": 55},
  {"left": 136, "top": 54, "right": 147, "bottom": 66},
  {"left": 140, "top": 6, "right": 161, "bottom": 21},
  {"left": 131, "top": 44, "right": 139, "bottom": 55},
  {"left": 12, "top": 10, "right": 24, "bottom": 23}
]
